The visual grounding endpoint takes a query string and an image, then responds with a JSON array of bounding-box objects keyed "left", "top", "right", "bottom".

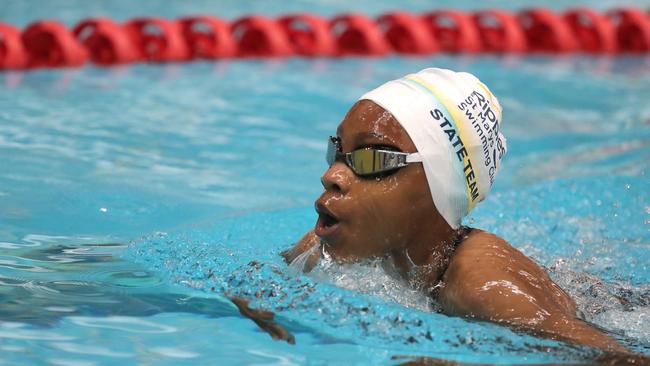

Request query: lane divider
[{"left": 1, "top": 7, "right": 650, "bottom": 70}]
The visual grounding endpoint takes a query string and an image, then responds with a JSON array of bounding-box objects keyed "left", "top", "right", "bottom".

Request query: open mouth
[{"left": 314, "top": 203, "right": 340, "bottom": 238}]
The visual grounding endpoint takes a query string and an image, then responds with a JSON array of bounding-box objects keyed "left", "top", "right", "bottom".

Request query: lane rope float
[{"left": 1, "top": 7, "right": 650, "bottom": 70}]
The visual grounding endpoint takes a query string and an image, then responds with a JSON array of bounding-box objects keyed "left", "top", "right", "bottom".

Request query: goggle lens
[
  {"left": 348, "top": 148, "right": 380, "bottom": 175},
  {"left": 325, "top": 136, "right": 422, "bottom": 177}
]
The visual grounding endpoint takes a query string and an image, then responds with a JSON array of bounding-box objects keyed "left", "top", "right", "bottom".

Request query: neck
[{"left": 390, "top": 221, "right": 463, "bottom": 287}]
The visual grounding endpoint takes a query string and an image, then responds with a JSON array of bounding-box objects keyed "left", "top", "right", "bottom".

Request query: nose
[{"left": 320, "top": 162, "right": 353, "bottom": 194}]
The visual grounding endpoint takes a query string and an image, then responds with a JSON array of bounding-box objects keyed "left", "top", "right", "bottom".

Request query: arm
[
  {"left": 438, "top": 231, "right": 627, "bottom": 353},
  {"left": 228, "top": 296, "right": 295, "bottom": 344},
  {"left": 280, "top": 230, "right": 321, "bottom": 272},
  {"left": 225, "top": 233, "right": 320, "bottom": 344}
]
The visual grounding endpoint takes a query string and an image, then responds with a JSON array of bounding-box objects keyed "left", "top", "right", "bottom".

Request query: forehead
[{"left": 337, "top": 100, "right": 415, "bottom": 150}]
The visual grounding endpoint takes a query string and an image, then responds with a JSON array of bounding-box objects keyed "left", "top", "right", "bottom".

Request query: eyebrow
[
  {"left": 347, "top": 131, "right": 402, "bottom": 152},
  {"left": 336, "top": 125, "right": 386, "bottom": 141}
]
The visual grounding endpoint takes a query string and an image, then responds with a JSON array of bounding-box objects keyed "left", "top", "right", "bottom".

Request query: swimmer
[{"left": 281, "top": 68, "right": 630, "bottom": 353}]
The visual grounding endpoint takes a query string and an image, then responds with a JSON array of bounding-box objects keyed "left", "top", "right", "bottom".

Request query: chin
[
  {"left": 323, "top": 240, "right": 378, "bottom": 264},
  {"left": 321, "top": 238, "right": 355, "bottom": 262}
]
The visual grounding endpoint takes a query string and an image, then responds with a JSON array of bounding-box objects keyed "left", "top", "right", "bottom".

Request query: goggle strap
[{"left": 406, "top": 153, "right": 423, "bottom": 163}]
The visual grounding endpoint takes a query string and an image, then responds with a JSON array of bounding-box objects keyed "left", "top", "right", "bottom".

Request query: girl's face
[{"left": 315, "top": 100, "right": 442, "bottom": 262}]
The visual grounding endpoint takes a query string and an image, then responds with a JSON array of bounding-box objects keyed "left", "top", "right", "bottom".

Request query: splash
[{"left": 297, "top": 249, "right": 434, "bottom": 312}]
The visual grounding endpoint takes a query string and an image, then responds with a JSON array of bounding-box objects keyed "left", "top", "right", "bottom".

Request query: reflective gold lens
[{"left": 349, "top": 149, "right": 379, "bottom": 175}]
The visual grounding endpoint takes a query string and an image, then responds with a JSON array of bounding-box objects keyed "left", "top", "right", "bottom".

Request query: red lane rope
[{"left": 2, "top": 7, "right": 650, "bottom": 69}]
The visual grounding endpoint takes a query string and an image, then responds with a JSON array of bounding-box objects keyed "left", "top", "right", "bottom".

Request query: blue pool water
[{"left": 1, "top": 1, "right": 650, "bottom": 365}]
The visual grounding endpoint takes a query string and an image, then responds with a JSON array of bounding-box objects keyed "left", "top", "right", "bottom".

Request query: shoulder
[
  {"left": 443, "top": 229, "right": 528, "bottom": 284},
  {"left": 438, "top": 229, "right": 576, "bottom": 320},
  {"left": 437, "top": 230, "right": 518, "bottom": 312},
  {"left": 436, "top": 230, "right": 628, "bottom": 352},
  {"left": 444, "top": 229, "right": 544, "bottom": 281}
]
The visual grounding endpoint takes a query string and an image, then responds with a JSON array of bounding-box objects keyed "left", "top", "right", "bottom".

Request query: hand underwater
[
  {"left": 280, "top": 229, "right": 322, "bottom": 272},
  {"left": 228, "top": 296, "right": 295, "bottom": 344}
]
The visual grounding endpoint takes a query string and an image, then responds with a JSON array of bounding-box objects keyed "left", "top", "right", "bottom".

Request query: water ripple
[
  {"left": 0, "top": 256, "right": 54, "bottom": 272},
  {"left": 47, "top": 358, "right": 96, "bottom": 366},
  {"left": 0, "top": 323, "right": 75, "bottom": 341},
  {"left": 50, "top": 342, "right": 133, "bottom": 358},
  {"left": 68, "top": 316, "right": 177, "bottom": 333},
  {"left": 149, "top": 347, "right": 199, "bottom": 359}
]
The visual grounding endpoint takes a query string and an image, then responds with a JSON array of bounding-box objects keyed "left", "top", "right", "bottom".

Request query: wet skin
[{"left": 282, "top": 100, "right": 628, "bottom": 353}]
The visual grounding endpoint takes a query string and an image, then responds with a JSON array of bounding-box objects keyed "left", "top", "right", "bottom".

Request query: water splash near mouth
[
  {"left": 287, "top": 241, "right": 320, "bottom": 275},
  {"left": 305, "top": 253, "right": 434, "bottom": 312}
]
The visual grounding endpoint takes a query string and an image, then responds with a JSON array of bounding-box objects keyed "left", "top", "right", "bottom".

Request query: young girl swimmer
[{"left": 281, "top": 68, "right": 628, "bottom": 353}]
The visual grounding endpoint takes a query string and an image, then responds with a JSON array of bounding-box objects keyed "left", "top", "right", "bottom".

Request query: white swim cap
[{"left": 360, "top": 68, "right": 507, "bottom": 229}]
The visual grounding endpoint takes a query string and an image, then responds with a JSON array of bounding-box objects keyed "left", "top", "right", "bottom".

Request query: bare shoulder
[
  {"left": 442, "top": 229, "right": 542, "bottom": 286},
  {"left": 438, "top": 229, "right": 576, "bottom": 320},
  {"left": 437, "top": 229, "right": 630, "bottom": 352}
]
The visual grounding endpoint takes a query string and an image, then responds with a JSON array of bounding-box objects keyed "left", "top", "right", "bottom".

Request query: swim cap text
[
  {"left": 430, "top": 109, "right": 479, "bottom": 202},
  {"left": 457, "top": 90, "right": 506, "bottom": 187}
]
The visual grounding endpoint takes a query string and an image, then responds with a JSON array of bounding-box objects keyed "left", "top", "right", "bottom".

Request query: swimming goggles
[{"left": 326, "top": 136, "right": 423, "bottom": 176}]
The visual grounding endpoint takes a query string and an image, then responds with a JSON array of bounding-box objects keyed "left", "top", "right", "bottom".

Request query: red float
[
  {"left": 377, "top": 11, "right": 438, "bottom": 54},
  {"left": 231, "top": 16, "right": 293, "bottom": 57},
  {"left": 608, "top": 8, "right": 650, "bottom": 53},
  {"left": 21, "top": 20, "right": 88, "bottom": 68},
  {"left": 73, "top": 18, "right": 139, "bottom": 64},
  {"left": 330, "top": 14, "right": 390, "bottom": 56},
  {"left": 178, "top": 16, "right": 236, "bottom": 59},
  {"left": 0, "top": 22, "right": 28, "bottom": 69},
  {"left": 123, "top": 17, "right": 190, "bottom": 61},
  {"left": 519, "top": 8, "right": 578, "bottom": 52},
  {"left": 422, "top": 10, "right": 482, "bottom": 53},
  {"left": 1, "top": 7, "right": 648, "bottom": 71},
  {"left": 278, "top": 14, "right": 336, "bottom": 56},
  {"left": 473, "top": 10, "right": 527, "bottom": 52},
  {"left": 564, "top": 8, "right": 616, "bottom": 53}
]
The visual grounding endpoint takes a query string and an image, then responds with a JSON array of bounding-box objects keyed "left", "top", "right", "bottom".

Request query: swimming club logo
[{"left": 457, "top": 90, "right": 506, "bottom": 188}]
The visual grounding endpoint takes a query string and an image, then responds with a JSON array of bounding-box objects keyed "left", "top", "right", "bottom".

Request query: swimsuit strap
[
  {"left": 453, "top": 225, "right": 472, "bottom": 247},
  {"left": 428, "top": 225, "right": 473, "bottom": 300}
]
